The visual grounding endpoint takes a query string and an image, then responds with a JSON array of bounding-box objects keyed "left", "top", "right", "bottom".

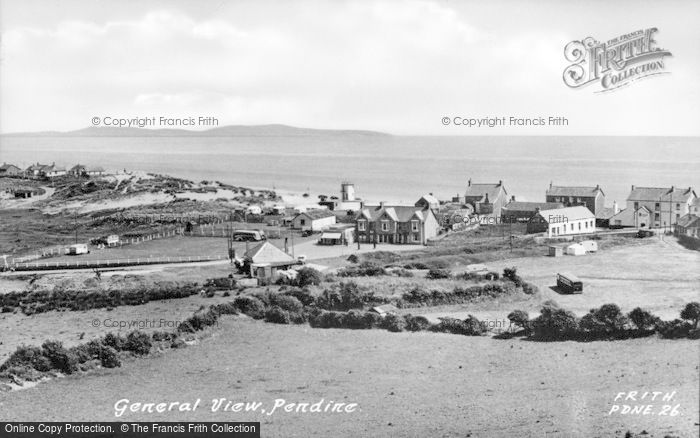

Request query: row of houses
[{"left": 0, "top": 162, "right": 106, "bottom": 179}]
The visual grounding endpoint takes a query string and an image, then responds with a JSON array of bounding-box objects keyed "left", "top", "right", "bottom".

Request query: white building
[
  {"left": 527, "top": 206, "right": 596, "bottom": 238},
  {"left": 292, "top": 209, "right": 336, "bottom": 231}
]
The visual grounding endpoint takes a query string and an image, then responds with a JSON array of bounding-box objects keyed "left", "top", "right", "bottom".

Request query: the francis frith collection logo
[{"left": 563, "top": 28, "right": 672, "bottom": 92}]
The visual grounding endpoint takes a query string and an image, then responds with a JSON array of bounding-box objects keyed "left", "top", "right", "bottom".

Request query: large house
[
  {"left": 625, "top": 186, "right": 696, "bottom": 228},
  {"left": 545, "top": 183, "right": 605, "bottom": 217},
  {"left": 526, "top": 206, "right": 596, "bottom": 237},
  {"left": 0, "top": 163, "right": 22, "bottom": 176},
  {"left": 292, "top": 209, "right": 336, "bottom": 231},
  {"left": 501, "top": 200, "right": 564, "bottom": 223},
  {"left": 463, "top": 179, "right": 508, "bottom": 217},
  {"left": 356, "top": 203, "right": 440, "bottom": 245}
]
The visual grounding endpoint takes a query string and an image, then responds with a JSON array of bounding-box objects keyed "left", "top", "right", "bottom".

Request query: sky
[{"left": 1, "top": 0, "right": 698, "bottom": 135}]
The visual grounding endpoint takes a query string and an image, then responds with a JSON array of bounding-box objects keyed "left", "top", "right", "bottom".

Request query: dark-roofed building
[
  {"left": 25, "top": 163, "right": 50, "bottom": 178},
  {"left": 527, "top": 206, "right": 596, "bottom": 237},
  {"left": 0, "top": 163, "right": 22, "bottom": 176},
  {"left": 546, "top": 183, "right": 605, "bottom": 217},
  {"left": 356, "top": 203, "right": 440, "bottom": 244},
  {"left": 675, "top": 214, "right": 700, "bottom": 239},
  {"left": 463, "top": 179, "right": 508, "bottom": 217},
  {"left": 501, "top": 200, "right": 565, "bottom": 223},
  {"left": 626, "top": 185, "right": 696, "bottom": 228},
  {"left": 292, "top": 209, "right": 336, "bottom": 231},
  {"left": 69, "top": 164, "right": 87, "bottom": 176},
  {"left": 415, "top": 193, "right": 440, "bottom": 211}
]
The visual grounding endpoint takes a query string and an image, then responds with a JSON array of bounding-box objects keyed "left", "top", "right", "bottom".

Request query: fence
[{"left": 9, "top": 254, "right": 228, "bottom": 271}]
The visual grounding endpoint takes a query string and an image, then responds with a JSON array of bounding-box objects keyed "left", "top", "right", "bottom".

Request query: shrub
[
  {"left": 403, "top": 262, "right": 429, "bottom": 270},
  {"left": 296, "top": 267, "right": 322, "bottom": 287},
  {"left": 269, "top": 295, "right": 304, "bottom": 313},
  {"left": 430, "top": 317, "right": 484, "bottom": 336},
  {"left": 98, "top": 346, "right": 121, "bottom": 368},
  {"left": 507, "top": 310, "right": 530, "bottom": 334},
  {"left": 502, "top": 267, "right": 523, "bottom": 287},
  {"left": 338, "top": 261, "right": 387, "bottom": 277},
  {"left": 579, "top": 304, "right": 628, "bottom": 339},
  {"left": 125, "top": 331, "right": 152, "bottom": 355},
  {"left": 152, "top": 331, "right": 176, "bottom": 342},
  {"left": 41, "top": 340, "right": 79, "bottom": 374},
  {"left": 284, "top": 288, "right": 316, "bottom": 306},
  {"left": 179, "top": 310, "right": 219, "bottom": 332},
  {"left": 521, "top": 282, "right": 538, "bottom": 295},
  {"left": 381, "top": 313, "right": 406, "bottom": 332},
  {"left": 628, "top": 307, "right": 660, "bottom": 332},
  {"left": 102, "top": 333, "right": 126, "bottom": 351},
  {"left": 657, "top": 319, "right": 693, "bottom": 339},
  {"left": 342, "top": 309, "right": 375, "bottom": 329},
  {"left": 0, "top": 345, "right": 52, "bottom": 372},
  {"left": 233, "top": 296, "right": 266, "bottom": 319},
  {"left": 531, "top": 307, "right": 579, "bottom": 340},
  {"left": 680, "top": 302, "right": 700, "bottom": 328},
  {"left": 264, "top": 306, "right": 291, "bottom": 324},
  {"left": 426, "top": 268, "right": 451, "bottom": 280},
  {"left": 310, "top": 310, "right": 345, "bottom": 328},
  {"left": 317, "top": 282, "right": 373, "bottom": 311},
  {"left": 404, "top": 314, "right": 431, "bottom": 332},
  {"left": 394, "top": 269, "right": 414, "bottom": 278},
  {"left": 347, "top": 254, "right": 359, "bottom": 263},
  {"left": 462, "top": 315, "right": 488, "bottom": 335},
  {"left": 211, "top": 302, "right": 238, "bottom": 315}
]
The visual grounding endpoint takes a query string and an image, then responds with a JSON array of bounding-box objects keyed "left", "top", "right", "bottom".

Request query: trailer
[
  {"left": 65, "top": 243, "right": 89, "bottom": 255},
  {"left": 233, "top": 229, "right": 266, "bottom": 241},
  {"left": 556, "top": 272, "right": 583, "bottom": 294}
]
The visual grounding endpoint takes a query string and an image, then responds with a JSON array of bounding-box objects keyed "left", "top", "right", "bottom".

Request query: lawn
[{"left": 0, "top": 317, "right": 697, "bottom": 437}]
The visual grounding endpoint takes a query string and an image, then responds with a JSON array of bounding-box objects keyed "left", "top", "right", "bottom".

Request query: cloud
[{"left": 0, "top": 0, "right": 698, "bottom": 135}]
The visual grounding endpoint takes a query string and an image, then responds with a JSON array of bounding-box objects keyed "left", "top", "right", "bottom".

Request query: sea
[{"left": 1, "top": 135, "right": 698, "bottom": 206}]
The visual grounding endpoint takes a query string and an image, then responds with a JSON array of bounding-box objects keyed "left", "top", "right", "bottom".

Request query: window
[
  {"left": 676, "top": 214, "right": 680, "bottom": 221},
  {"left": 654, "top": 213, "right": 660, "bottom": 221},
  {"left": 381, "top": 221, "right": 389, "bottom": 232},
  {"left": 358, "top": 220, "right": 366, "bottom": 231},
  {"left": 634, "top": 202, "right": 639, "bottom": 210},
  {"left": 570, "top": 224, "right": 574, "bottom": 231},
  {"left": 411, "top": 220, "right": 419, "bottom": 232},
  {"left": 412, "top": 233, "right": 419, "bottom": 242},
  {"left": 300, "top": 219, "right": 306, "bottom": 226},
  {"left": 655, "top": 203, "right": 660, "bottom": 211},
  {"left": 578, "top": 222, "right": 581, "bottom": 230},
  {"left": 676, "top": 203, "right": 680, "bottom": 210}
]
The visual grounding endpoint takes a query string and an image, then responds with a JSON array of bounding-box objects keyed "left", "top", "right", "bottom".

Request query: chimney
[
  {"left": 613, "top": 200, "right": 619, "bottom": 214},
  {"left": 631, "top": 184, "right": 635, "bottom": 190},
  {"left": 511, "top": 195, "right": 515, "bottom": 202},
  {"left": 468, "top": 178, "right": 472, "bottom": 187},
  {"left": 498, "top": 180, "right": 502, "bottom": 186},
  {"left": 379, "top": 201, "right": 386, "bottom": 208},
  {"left": 549, "top": 181, "right": 553, "bottom": 189},
  {"left": 535, "top": 207, "right": 541, "bottom": 214},
  {"left": 429, "top": 192, "right": 433, "bottom": 196},
  {"left": 595, "top": 184, "right": 600, "bottom": 190}
]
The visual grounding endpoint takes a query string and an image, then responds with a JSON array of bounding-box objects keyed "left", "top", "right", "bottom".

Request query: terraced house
[
  {"left": 356, "top": 203, "right": 440, "bottom": 245},
  {"left": 545, "top": 183, "right": 605, "bottom": 217}
]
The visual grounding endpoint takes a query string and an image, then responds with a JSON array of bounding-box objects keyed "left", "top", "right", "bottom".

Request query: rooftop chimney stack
[
  {"left": 468, "top": 178, "right": 472, "bottom": 187},
  {"left": 498, "top": 180, "right": 502, "bottom": 186}
]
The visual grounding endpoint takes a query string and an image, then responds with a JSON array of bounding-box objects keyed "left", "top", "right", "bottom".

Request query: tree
[
  {"left": 628, "top": 307, "right": 659, "bottom": 331},
  {"left": 507, "top": 310, "right": 530, "bottom": 334},
  {"left": 296, "top": 267, "right": 322, "bottom": 287},
  {"left": 680, "top": 302, "right": 700, "bottom": 328}
]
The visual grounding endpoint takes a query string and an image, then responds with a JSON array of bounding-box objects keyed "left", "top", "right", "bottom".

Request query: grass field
[{"left": 0, "top": 317, "right": 697, "bottom": 437}]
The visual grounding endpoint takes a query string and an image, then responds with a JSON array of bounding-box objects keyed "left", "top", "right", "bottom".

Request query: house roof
[
  {"left": 86, "top": 166, "right": 105, "bottom": 172},
  {"left": 464, "top": 181, "right": 507, "bottom": 201},
  {"left": 502, "top": 201, "right": 564, "bottom": 212},
  {"left": 0, "top": 163, "right": 20, "bottom": 171},
  {"left": 359, "top": 205, "right": 431, "bottom": 222},
  {"left": 416, "top": 194, "right": 439, "bottom": 206},
  {"left": 26, "top": 163, "right": 49, "bottom": 171},
  {"left": 627, "top": 186, "right": 695, "bottom": 203},
  {"left": 70, "top": 164, "right": 86, "bottom": 171},
  {"left": 546, "top": 185, "right": 604, "bottom": 197},
  {"left": 536, "top": 206, "right": 595, "bottom": 223},
  {"left": 243, "top": 242, "right": 296, "bottom": 264},
  {"left": 371, "top": 304, "right": 399, "bottom": 314},
  {"left": 597, "top": 207, "right": 618, "bottom": 219},
  {"left": 677, "top": 214, "right": 700, "bottom": 228},
  {"left": 297, "top": 209, "right": 335, "bottom": 220}
]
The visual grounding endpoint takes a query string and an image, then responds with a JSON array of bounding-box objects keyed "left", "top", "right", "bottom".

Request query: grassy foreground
[{"left": 0, "top": 317, "right": 697, "bottom": 437}]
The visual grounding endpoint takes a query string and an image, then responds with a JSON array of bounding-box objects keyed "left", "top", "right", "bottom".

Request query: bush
[
  {"left": 579, "top": 304, "right": 628, "bottom": 339},
  {"left": 309, "top": 310, "right": 345, "bottom": 328},
  {"left": 41, "top": 340, "right": 79, "bottom": 374},
  {"left": 98, "top": 346, "right": 121, "bottom": 368},
  {"left": 179, "top": 310, "right": 219, "bottom": 332},
  {"left": 657, "top": 319, "right": 693, "bottom": 339},
  {"left": 338, "top": 261, "right": 387, "bottom": 277},
  {"left": 462, "top": 315, "right": 488, "bottom": 335},
  {"left": 102, "top": 333, "right": 126, "bottom": 351},
  {"left": 296, "top": 267, "right": 322, "bottom": 287},
  {"left": 269, "top": 295, "right": 304, "bottom": 313},
  {"left": 507, "top": 310, "right": 530, "bottom": 334},
  {"left": 628, "top": 307, "right": 660, "bottom": 332},
  {"left": 264, "top": 306, "right": 291, "bottom": 324},
  {"left": 0, "top": 345, "right": 52, "bottom": 372},
  {"left": 403, "top": 262, "right": 429, "bottom": 270},
  {"left": 284, "top": 288, "right": 316, "bottom": 306},
  {"left": 680, "top": 302, "right": 700, "bottom": 328},
  {"left": 342, "top": 309, "right": 377, "bottom": 329},
  {"left": 502, "top": 267, "right": 524, "bottom": 287},
  {"left": 426, "top": 268, "right": 451, "bottom": 280},
  {"left": 125, "top": 331, "right": 152, "bottom": 355},
  {"left": 393, "top": 269, "right": 414, "bottom": 278},
  {"left": 430, "top": 316, "right": 485, "bottom": 336},
  {"left": 531, "top": 307, "right": 579, "bottom": 340},
  {"left": 233, "top": 296, "right": 266, "bottom": 319},
  {"left": 316, "top": 282, "right": 376, "bottom": 311},
  {"left": 404, "top": 314, "right": 431, "bottom": 332},
  {"left": 521, "top": 282, "right": 538, "bottom": 295},
  {"left": 211, "top": 302, "right": 238, "bottom": 315},
  {"left": 347, "top": 254, "right": 359, "bottom": 263},
  {"left": 381, "top": 313, "right": 406, "bottom": 332}
]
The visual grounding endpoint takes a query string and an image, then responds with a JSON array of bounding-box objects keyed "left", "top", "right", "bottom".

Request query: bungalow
[
  {"left": 25, "top": 163, "right": 50, "bottom": 178},
  {"left": 85, "top": 166, "right": 105, "bottom": 176},
  {"left": 546, "top": 183, "right": 605, "bottom": 217},
  {"left": 292, "top": 209, "right": 336, "bottom": 231},
  {"left": 242, "top": 241, "right": 298, "bottom": 282},
  {"left": 43, "top": 163, "right": 66, "bottom": 178},
  {"left": 0, "top": 163, "right": 22, "bottom": 177},
  {"left": 69, "top": 164, "right": 87, "bottom": 176},
  {"left": 463, "top": 179, "right": 508, "bottom": 217},
  {"left": 527, "top": 206, "right": 596, "bottom": 237},
  {"left": 356, "top": 203, "right": 440, "bottom": 245},
  {"left": 501, "top": 200, "right": 565, "bottom": 223}
]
